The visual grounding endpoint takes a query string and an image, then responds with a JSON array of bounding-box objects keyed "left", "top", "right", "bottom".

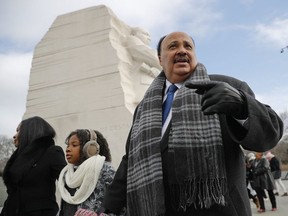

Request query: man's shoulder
[
  {"left": 209, "top": 74, "right": 248, "bottom": 91},
  {"left": 272, "top": 156, "right": 280, "bottom": 162}
]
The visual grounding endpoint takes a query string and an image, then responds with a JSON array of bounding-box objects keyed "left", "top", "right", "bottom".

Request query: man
[{"left": 103, "top": 32, "right": 283, "bottom": 216}]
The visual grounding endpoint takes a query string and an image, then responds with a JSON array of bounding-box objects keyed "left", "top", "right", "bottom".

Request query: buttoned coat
[
  {"left": 103, "top": 74, "right": 283, "bottom": 216},
  {"left": 252, "top": 157, "right": 276, "bottom": 190},
  {"left": 1, "top": 137, "right": 67, "bottom": 216}
]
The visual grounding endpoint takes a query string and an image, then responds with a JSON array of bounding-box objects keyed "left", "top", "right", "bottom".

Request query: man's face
[{"left": 159, "top": 32, "right": 198, "bottom": 83}]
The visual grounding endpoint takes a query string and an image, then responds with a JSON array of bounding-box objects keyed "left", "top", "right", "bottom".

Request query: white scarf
[{"left": 58, "top": 155, "right": 105, "bottom": 204}]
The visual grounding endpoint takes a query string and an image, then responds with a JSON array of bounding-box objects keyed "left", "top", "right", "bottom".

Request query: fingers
[
  {"left": 185, "top": 81, "right": 222, "bottom": 114},
  {"left": 185, "top": 80, "right": 244, "bottom": 116},
  {"left": 185, "top": 81, "right": 224, "bottom": 94}
]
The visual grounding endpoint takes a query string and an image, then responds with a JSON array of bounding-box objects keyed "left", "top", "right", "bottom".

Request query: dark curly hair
[{"left": 65, "top": 129, "right": 112, "bottom": 164}]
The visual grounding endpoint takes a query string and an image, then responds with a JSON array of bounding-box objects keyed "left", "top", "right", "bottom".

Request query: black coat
[
  {"left": 252, "top": 157, "right": 275, "bottom": 190},
  {"left": 1, "top": 138, "right": 67, "bottom": 216},
  {"left": 269, "top": 156, "right": 282, "bottom": 179},
  {"left": 103, "top": 74, "right": 283, "bottom": 216}
]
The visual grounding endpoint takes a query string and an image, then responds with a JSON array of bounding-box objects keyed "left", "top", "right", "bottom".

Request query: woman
[
  {"left": 58, "top": 129, "right": 116, "bottom": 216},
  {"left": 0, "top": 116, "right": 67, "bottom": 216},
  {"left": 252, "top": 152, "right": 277, "bottom": 213}
]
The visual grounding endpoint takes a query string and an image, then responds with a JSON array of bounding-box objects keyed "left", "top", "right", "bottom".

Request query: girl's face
[
  {"left": 65, "top": 134, "right": 81, "bottom": 165},
  {"left": 13, "top": 124, "right": 21, "bottom": 147}
]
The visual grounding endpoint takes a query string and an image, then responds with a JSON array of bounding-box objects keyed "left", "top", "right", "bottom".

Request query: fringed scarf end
[{"left": 173, "top": 178, "right": 227, "bottom": 212}]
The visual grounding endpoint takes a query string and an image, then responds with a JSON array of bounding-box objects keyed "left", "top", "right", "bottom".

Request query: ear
[{"left": 158, "top": 55, "right": 162, "bottom": 66}]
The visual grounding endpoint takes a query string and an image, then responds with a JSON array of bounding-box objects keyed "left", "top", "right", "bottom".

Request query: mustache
[{"left": 174, "top": 55, "right": 190, "bottom": 63}]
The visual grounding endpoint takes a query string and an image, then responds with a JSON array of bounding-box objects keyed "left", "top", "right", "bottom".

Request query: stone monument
[{"left": 23, "top": 4, "right": 161, "bottom": 168}]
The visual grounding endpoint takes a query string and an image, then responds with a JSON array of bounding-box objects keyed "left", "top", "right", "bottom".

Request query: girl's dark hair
[
  {"left": 65, "top": 129, "right": 112, "bottom": 164},
  {"left": 17, "top": 116, "right": 56, "bottom": 153}
]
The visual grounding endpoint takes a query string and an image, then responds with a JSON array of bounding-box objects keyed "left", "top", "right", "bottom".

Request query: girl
[{"left": 58, "top": 129, "right": 115, "bottom": 216}]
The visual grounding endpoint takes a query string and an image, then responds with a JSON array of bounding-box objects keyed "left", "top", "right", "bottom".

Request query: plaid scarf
[{"left": 127, "top": 63, "right": 227, "bottom": 216}]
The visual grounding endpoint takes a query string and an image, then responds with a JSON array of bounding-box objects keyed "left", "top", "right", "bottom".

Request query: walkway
[
  {"left": 251, "top": 178, "right": 288, "bottom": 216},
  {"left": 1, "top": 179, "right": 288, "bottom": 215}
]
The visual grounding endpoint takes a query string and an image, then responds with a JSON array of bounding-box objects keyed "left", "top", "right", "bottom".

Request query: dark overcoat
[
  {"left": 103, "top": 74, "right": 283, "bottom": 216},
  {"left": 252, "top": 157, "right": 276, "bottom": 190},
  {"left": 269, "top": 156, "right": 282, "bottom": 179},
  {"left": 1, "top": 137, "right": 67, "bottom": 216}
]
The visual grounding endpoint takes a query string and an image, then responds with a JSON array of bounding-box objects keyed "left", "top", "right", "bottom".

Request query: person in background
[
  {"left": 266, "top": 152, "right": 288, "bottom": 196},
  {"left": 58, "top": 129, "right": 117, "bottom": 216},
  {"left": 103, "top": 31, "right": 283, "bottom": 216},
  {"left": 0, "top": 116, "right": 67, "bottom": 216},
  {"left": 252, "top": 152, "right": 277, "bottom": 213},
  {"left": 245, "top": 153, "right": 260, "bottom": 209}
]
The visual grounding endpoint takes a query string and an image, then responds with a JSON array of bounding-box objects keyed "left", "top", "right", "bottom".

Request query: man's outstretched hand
[{"left": 185, "top": 81, "right": 247, "bottom": 119}]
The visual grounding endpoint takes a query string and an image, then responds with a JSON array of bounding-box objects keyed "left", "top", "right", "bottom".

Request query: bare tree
[
  {"left": 270, "top": 110, "right": 288, "bottom": 164},
  {"left": 279, "top": 110, "right": 288, "bottom": 135},
  {"left": 0, "top": 135, "right": 15, "bottom": 175},
  {"left": 280, "top": 45, "right": 288, "bottom": 53}
]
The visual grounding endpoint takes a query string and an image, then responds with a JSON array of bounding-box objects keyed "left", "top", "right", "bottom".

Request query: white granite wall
[{"left": 23, "top": 5, "right": 161, "bottom": 168}]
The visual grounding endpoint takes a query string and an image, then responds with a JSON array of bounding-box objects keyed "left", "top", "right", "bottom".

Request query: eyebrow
[
  {"left": 157, "top": 35, "right": 195, "bottom": 56},
  {"left": 167, "top": 40, "right": 193, "bottom": 46},
  {"left": 67, "top": 140, "right": 80, "bottom": 144}
]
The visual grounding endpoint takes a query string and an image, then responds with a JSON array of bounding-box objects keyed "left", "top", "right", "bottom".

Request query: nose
[
  {"left": 66, "top": 145, "right": 71, "bottom": 152},
  {"left": 176, "top": 46, "right": 187, "bottom": 55}
]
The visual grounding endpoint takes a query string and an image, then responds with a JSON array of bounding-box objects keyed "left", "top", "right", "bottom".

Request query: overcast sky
[{"left": 1, "top": 0, "right": 288, "bottom": 137}]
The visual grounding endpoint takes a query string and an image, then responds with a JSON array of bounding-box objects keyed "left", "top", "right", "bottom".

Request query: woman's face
[
  {"left": 255, "top": 152, "right": 263, "bottom": 160},
  {"left": 65, "top": 134, "right": 81, "bottom": 165},
  {"left": 13, "top": 124, "right": 21, "bottom": 147}
]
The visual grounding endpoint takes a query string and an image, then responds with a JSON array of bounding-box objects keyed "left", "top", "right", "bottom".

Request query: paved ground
[
  {"left": 1, "top": 176, "right": 288, "bottom": 215},
  {"left": 251, "top": 178, "right": 288, "bottom": 216}
]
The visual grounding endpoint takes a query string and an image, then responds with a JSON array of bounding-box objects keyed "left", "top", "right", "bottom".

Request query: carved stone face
[
  {"left": 159, "top": 32, "right": 198, "bottom": 83},
  {"left": 131, "top": 27, "right": 151, "bottom": 45}
]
